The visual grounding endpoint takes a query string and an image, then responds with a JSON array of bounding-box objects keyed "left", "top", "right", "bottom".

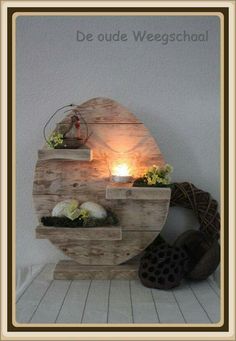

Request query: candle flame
[{"left": 113, "top": 163, "right": 131, "bottom": 176}]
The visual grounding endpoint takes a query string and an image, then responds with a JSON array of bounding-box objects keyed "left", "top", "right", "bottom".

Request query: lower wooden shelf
[
  {"left": 54, "top": 260, "right": 139, "bottom": 280},
  {"left": 36, "top": 225, "right": 122, "bottom": 241}
]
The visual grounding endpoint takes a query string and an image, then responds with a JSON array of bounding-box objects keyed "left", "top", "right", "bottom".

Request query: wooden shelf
[
  {"left": 36, "top": 225, "right": 122, "bottom": 241},
  {"left": 38, "top": 147, "right": 93, "bottom": 161},
  {"left": 106, "top": 183, "right": 171, "bottom": 200}
]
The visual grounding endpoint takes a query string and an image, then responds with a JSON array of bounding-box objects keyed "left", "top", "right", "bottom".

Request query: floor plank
[
  {"left": 130, "top": 280, "right": 159, "bottom": 323},
  {"left": 16, "top": 264, "right": 221, "bottom": 325},
  {"left": 56, "top": 280, "right": 91, "bottom": 323},
  {"left": 82, "top": 280, "right": 110, "bottom": 323},
  {"left": 189, "top": 281, "right": 220, "bottom": 323},
  {"left": 172, "top": 282, "right": 211, "bottom": 323},
  {"left": 108, "top": 280, "right": 133, "bottom": 323},
  {"left": 16, "top": 276, "right": 52, "bottom": 323},
  {"left": 30, "top": 280, "right": 71, "bottom": 323},
  {"left": 151, "top": 289, "right": 185, "bottom": 324},
  {"left": 207, "top": 277, "right": 220, "bottom": 297}
]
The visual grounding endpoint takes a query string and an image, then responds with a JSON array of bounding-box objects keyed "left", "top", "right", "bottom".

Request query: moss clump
[
  {"left": 133, "top": 177, "right": 173, "bottom": 188},
  {"left": 41, "top": 216, "right": 83, "bottom": 227},
  {"left": 41, "top": 210, "right": 119, "bottom": 228}
]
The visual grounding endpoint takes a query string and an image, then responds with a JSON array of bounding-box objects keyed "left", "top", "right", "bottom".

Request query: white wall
[{"left": 16, "top": 15, "right": 220, "bottom": 267}]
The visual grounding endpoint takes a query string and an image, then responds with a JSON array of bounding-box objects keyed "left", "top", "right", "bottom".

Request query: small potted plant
[
  {"left": 133, "top": 164, "right": 173, "bottom": 188},
  {"left": 47, "top": 132, "right": 64, "bottom": 149}
]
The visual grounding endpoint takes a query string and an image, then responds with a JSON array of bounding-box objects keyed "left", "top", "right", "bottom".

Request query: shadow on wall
[
  {"left": 135, "top": 107, "right": 204, "bottom": 185},
  {"left": 162, "top": 207, "right": 199, "bottom": 244},
  {"left": 134, "top": 108, "right": 217, "bottom": 245}
]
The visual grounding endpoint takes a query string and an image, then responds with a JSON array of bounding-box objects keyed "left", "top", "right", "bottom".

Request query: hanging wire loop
[{"left": 43, "top": 104, "right": 91, "bottom": 147}]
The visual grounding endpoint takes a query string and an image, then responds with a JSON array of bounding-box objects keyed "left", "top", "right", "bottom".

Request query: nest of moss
[
  {"left": 54, "top": 138, "right": 84, "bottom": 149},
  {"left": 41, "top": 210, "right": 119, "bottom": 228},
  {"left": 133, "top": 177, "right": 173, "bottom": 188}
]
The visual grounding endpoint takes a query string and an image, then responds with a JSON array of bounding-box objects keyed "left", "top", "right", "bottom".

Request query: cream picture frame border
[{"left": 1, "top": 1, "right": 235, "bottom": 340}]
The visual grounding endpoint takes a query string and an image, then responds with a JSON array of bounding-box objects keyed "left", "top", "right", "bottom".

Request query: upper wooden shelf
[
  {"left": 36, "top": 225, "right": 122, "bottom": 241},
  {"left": 38, "top": 147, "right": 93, "bottom": 161},
  {"left": 106, "top": 183, "right": 171, "bottom": 200}
]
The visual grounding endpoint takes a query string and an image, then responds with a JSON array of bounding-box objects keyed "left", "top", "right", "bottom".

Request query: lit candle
[{"left": 112, "top": 162, "right": 133, "bottom": 183}]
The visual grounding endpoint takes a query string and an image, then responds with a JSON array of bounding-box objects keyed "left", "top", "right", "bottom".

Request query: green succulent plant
[
  {"left": 78, "top": 208, "right": 90, "bottom": 221},
  {"left": 144, "top": 163, "right": 173, "bottom": 186},
  {"left": 47, "top": 132, "right": 64, "bottom": 149}
]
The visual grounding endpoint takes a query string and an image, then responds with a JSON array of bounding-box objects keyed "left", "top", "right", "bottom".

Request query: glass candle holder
[
  {"left": 111, "top": 162, "right": 133, "bottom": 183},
  {"left": 110, "top": 159, "right": 133, "bottom": 183}
]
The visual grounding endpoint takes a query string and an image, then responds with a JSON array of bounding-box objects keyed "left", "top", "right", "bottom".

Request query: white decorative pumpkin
[
  {"left": 80, "top": 201, "right": 107, "bottom": 219},
  {"left": 52, "top": 199, "right": 79, "bottom": 220}
]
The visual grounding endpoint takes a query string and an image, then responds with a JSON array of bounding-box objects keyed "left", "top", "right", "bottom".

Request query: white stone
[
  {"left": 80, "top": 201, "right": 107, "bottom": 219},
  {"left": 52, "top": 199, "right": 79, "bottom": 218}
]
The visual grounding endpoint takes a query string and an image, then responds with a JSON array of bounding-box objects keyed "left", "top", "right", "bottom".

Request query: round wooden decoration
[{"left": 33, "top": 98, "right": 171, "bottom": 270}]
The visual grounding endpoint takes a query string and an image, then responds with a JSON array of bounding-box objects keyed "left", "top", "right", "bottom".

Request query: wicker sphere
[
  {"left": 174, "top": 230, "right": 220, "bottom": 280},
  {"left": 187, "top": 240, "right": 220, "bottom": 280},
  {"left": 174, "top": 230, "right": 210, "bottom": 264},
  {"left": 170, "top": 182, "right": 220, "bottom": 242},
  {"left": 139, "top": 243, "right": 190, "bottom": 290}
]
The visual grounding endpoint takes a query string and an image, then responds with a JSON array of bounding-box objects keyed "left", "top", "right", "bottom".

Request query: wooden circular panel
[{"left": 33, "top": 98, "right": 170, "bottom": 265}]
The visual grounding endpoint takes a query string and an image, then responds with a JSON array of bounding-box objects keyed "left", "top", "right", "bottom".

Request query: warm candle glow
[
  {"left": 113, "top": 163, "right": 131, "bottom": 177},
  {"left": 111, "top": 162, "right": 133, "bottom": 183}
]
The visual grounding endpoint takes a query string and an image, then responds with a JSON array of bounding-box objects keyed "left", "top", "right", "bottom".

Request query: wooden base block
[{"left": 54, "top": 260, "right": 139, "bottom": 280}]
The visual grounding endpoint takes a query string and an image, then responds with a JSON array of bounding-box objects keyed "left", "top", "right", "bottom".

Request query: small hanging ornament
[
  {"left": 43, "top": 104, "right": 91, "bottom": 149},
  {"left": 74, "top": 116, "right": 81, "bottom": 139}
]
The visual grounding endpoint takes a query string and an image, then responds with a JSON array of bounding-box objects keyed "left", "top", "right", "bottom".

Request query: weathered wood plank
[
  {"left": 30, "top": 280, "right": 71, "bottom": 323},
  {"left": 108, "top": 280, "right": 133, "bottom": 323},
  {"left": 130, "top": 280, "right": 159, "bottom": 323},
  {"left": 82, "top": 280, "right": 110, "bottom": 323},
  {"left": 74, "top": 97, "right": 141, "bottom": 124},
  {"left": 38, "top": 147, "right": 93, "bottom": 161},
  {"left": 56, "top": 280, "right": 91, "bottom": 323},
  {"left": 151, "top": 289, "right": 185, "bottom": 323},
  {"left": 36, "top": 225, "right": 122, "bottom": 241},
  {"left": 86, "top": 123, "right": 162, "bottom": 161},
  {"left": 106, "top": 184, "right": 171, "bottom": 201},
  {"left": 33, "top": 195, "right": 63, "bottom": 218},
  {"left": 189, "top": 281, "right": 220, "bottom": 323},
  {"left": 54, "top": 260, "right": 138, "bottom": 280},
  {"left": 16, "top": 274, "right": 52, "bottom": 323},
  {"left": 48, "top": 231, "right": 158, "bottom": 265},
  {"left": 33, "top": 159, "right": 109, "bottom": 195},
  {"left": 172, "top": 282, "right": 211, "bottom": 323},
  {"left": 111, "top": 200, "right": 170, "bottom": 230},
  {"left": 33, "top": 156, "right": 165, "bottom": 196}
]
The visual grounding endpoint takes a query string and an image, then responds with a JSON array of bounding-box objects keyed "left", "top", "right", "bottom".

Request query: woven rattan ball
[{"left": 174, "top": 229, "right": 220, "bottom": 280}]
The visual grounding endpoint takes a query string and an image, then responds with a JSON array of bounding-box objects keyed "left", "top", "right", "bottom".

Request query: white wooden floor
[{"left": 16, "top": 264, "right": 220, "bottom": 324}]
